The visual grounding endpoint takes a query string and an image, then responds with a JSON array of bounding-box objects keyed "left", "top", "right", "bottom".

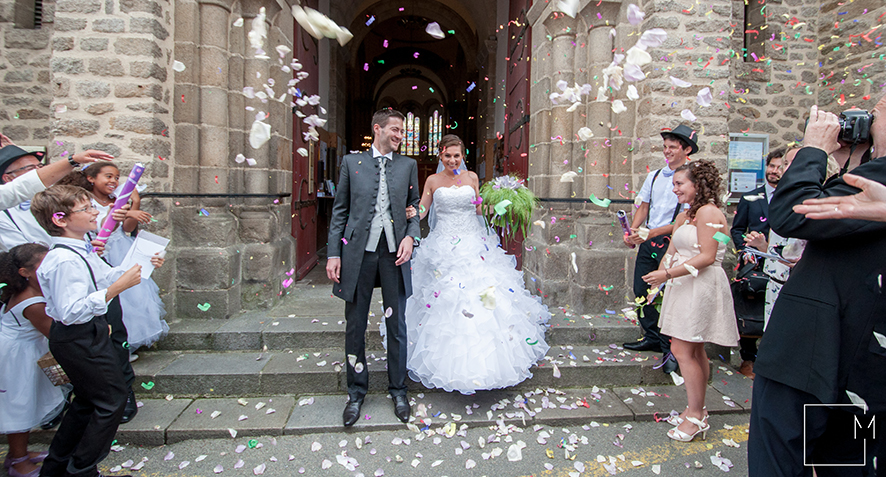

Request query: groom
[{"left": 326, "top": 109, "right": 421, "bottom": 426}]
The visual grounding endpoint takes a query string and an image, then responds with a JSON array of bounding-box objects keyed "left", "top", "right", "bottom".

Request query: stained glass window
[
  {"left": 428, "top": 110, "right": 442, "bottom": 156},
  {"left": 400, "top": 111, "right": 421, "bottom": 156}
]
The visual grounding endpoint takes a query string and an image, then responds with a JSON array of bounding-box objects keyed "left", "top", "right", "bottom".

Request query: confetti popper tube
[
  {"left": 616, "top": 210, "right": 635, "bottom": 249},
  {"left": 95, "top": 163, "right": 145, "bottom": 244}
]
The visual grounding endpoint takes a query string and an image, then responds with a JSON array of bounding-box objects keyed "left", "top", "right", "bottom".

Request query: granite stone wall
[{"left": 0, "top": 0, "right": 54, "bottom": 143}]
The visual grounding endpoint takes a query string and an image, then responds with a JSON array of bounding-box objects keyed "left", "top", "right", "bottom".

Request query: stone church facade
[{"left": 0, "top": 0, "right": 881, "bottom": 318}]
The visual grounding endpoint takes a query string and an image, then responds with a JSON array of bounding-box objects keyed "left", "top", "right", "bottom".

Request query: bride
[{"left": 404, "top": 134, "right": 550, "bottom": 394}]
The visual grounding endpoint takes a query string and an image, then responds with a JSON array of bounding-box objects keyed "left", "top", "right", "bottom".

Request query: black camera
[{"left": 838, "top": 109, "right": 874, "bottom": 144}]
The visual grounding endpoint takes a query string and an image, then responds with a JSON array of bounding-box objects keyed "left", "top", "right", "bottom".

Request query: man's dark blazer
[
  {"left": 730, "top": 185, "right": 770, "bottom": 249},
  {"left": 327, "top": 150, "right": 421, "bottom": 302},
  {"left": 756, "top": 146, "right": 886, "bottom": 413}
]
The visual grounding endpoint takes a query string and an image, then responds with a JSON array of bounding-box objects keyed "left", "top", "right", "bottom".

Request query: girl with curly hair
[{"left": 642, "top": 160, "right": 739, "bottom": 442}]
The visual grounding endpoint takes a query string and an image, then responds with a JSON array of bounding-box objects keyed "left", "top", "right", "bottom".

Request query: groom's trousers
[{"left": 344, "top": 232, "right": 409, "bottom": 401}]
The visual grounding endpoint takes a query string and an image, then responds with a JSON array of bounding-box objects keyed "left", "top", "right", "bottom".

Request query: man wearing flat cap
[
  {"left": 622, "top": 124, "right": 698, "bottom": 374},
  {"left": 0, "top": 145, "right": 114, "bottom": 212}
]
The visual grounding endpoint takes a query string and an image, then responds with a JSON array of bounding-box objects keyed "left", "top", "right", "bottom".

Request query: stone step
[
  {"left": 11, "top": 380, "right": 750, "bottom": 447},
  {"left": 132, "top": 344, "right": 675, "bottom": 398},
  {"left": 152, "top": 309, "right": 642, "bottom": 352}
]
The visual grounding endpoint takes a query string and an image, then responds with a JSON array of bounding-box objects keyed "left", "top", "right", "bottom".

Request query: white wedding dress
[{"left": 405, "top": 185, "right": 550, "bottom": 394}]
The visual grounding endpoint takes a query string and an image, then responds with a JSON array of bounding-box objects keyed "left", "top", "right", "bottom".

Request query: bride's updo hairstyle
[
  {"left": 437, "top": 134, "right": 465, "bottom": 156},
  {"left": 674, "top": 160, "right": 723, "bottom": 220}
]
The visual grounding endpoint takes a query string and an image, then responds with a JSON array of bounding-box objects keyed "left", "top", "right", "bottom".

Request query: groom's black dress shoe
[
  {"left": 623, "top": 338, "right": 661, "bottom": 352},
  {"left": 343, "top": 398, "right": 363, "bottom": 427},
  {"left": 393, "top": 395, "right": 410, "bottom": 423}
]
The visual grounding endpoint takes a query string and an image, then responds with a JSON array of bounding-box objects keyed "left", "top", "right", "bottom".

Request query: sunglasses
[{"left": 5, "top": 162, "right": 43, "bottom": 176}]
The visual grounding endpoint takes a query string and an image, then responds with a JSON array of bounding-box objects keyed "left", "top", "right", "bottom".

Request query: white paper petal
[
  {"left": 638, "top": 28, "right": 668, "bottom": 48},
  {"left": 625, "top": 46, "right": 652, "bottom": 66},
  {"left": 507, "top": 444, "right": 523, "bottom": 461},
  {"left": 297, "top": 147, "right": 308, "bottom": 157},
  {"left": 611, "top": 100, "right": 627, "bottom": 114},
  {"left": 670, "top": 371, "right": 684, "bottom": 385},
  {"left": 623, "top": 63, "right": 646, "bottom": 82},
  {"left": 696, "top": 87, "right": 713, "bottom": 107},
  {"left": 292, "top": 6, "right": 353, "bottom": 46},
  {"left": 576, "top": 127, "right": 594, "bottom": 141},
  {"left": 214, "top": 465, "right": 224, "bottom": 473},
  {"left": 566, "top": 101, "right": 581, "bottom": 112},
  {"left": 670, "top": 76, "right": 692, "bottom": 88},
  {"left": 560, "top": 171, "right": 578, "bottom": 182},
  {"left": 556, "top": 0, "right": 579, "bottom": 17},
  {"left": 275, "top": 45, "right": 291, "bottom": 57},
  {"left": 846, "top": 390, "right": 868, "bottom": 411},
  {"left": 626, "top": 85, "right": 639, "bottom": 101},
  {"left": 233, "top": 18, "right": 244, "bottom": 27},
  {"left": 425, "top": 22, "right": 445, "bottom": 39},
  {"left": 627, "top": 4, "right": 645, "bottom": 25},
  {"left": 683, "top": 264, "right": 699, "bottom": 277},
  {"left": 172, "top": 61, "right": 186, "bottom": 72},
  {"left": 249, "top": 120, "right": 271, "bottom": 149},
  {"left": 235, "top": 153, "right": 246, "bottom": 163},
  {"left": 681, "top": 109, "right": 697, "bottom": 122}
]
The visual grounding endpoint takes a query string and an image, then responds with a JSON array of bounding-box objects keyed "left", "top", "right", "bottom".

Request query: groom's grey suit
[{"left": 327, "top": 149, "right": 421, "bottom": 400}]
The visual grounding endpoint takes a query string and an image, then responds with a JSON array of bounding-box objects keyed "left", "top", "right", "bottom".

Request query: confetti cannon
[
  {"left": 95, "top": 163, "right": 145, "bottom": 244},
  {"left": 616, "top": 210, "right": 635, "bottom": 249}
]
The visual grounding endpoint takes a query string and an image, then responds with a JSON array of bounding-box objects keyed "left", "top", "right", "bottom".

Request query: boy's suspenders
[{"left": 647, "top": 168, "right": 682, "bottom": 228}]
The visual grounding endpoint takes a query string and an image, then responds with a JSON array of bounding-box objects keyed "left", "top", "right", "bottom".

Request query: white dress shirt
[
  {"left": 637, "top": 167, "right": 685, "bottom": 229},
  {"left": 765, "top": 182, "right": 776, "bottom": 204},
  {"left": 0, "top": 200, "right": 52, "bottom": 251},
  {"left": 0, "top": 169, "right": 45, "bottom": 211},
  {"left": 37, "top": 236, "right": 126, "bottom": 325}
]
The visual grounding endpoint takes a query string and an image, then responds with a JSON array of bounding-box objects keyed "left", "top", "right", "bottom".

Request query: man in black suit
[
  {"left": 326, "top": 109, "right": 421, "bottom": 426},
  {"left": 729, "top": 148, "right": 784, "bottom": 379},
  {"left": 748, "top": 100, "right": 886, "bottom": 475}
]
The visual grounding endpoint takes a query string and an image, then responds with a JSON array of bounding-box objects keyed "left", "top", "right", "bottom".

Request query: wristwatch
[{"left": 67, "top": 156, "right": 78, "bottom": 167}]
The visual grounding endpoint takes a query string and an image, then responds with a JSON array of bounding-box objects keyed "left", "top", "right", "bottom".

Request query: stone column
[{"left": 172, "top": 0, "right": 294, "bottom": 318}]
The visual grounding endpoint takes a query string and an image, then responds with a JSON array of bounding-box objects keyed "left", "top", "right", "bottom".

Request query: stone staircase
[
  {"left": 132, "top": 267, "right": 676, "bottom": 398},
  {"left": 12, "top": 267, "right": 751, "bottom": 447}
]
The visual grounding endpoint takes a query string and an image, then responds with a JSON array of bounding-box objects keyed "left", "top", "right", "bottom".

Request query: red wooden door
[
  {"left": 502, "top": 0, "right": 532, "bottom": 268},
  {"left": 292, "top": 2, "right": 320, "bottom": 280}
]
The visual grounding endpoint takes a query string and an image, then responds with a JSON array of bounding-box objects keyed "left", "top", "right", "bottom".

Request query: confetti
[
  {"left": 291, "top": 5, "right": 353, "bottom": 46},
  {"left": 589, "top": 194, "right": 611, "bottom": 208},
  {"left": 425, "top": 22, "right": 445, "bottom": 39},
  {"left": 712, "top": 232, "right": 730, "bottom": 244}
]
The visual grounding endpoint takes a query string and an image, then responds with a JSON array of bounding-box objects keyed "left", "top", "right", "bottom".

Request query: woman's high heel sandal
[
  {"left": 667, "top": 416, "right": 710, "bottom": 442},
  {"left": 665, "top": 406, "right": 707, "bottom": 426}
]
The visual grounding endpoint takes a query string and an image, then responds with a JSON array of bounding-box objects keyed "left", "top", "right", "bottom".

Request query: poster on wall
[{"left": 727, "top": 133, "right": 768, "bottom": 201}]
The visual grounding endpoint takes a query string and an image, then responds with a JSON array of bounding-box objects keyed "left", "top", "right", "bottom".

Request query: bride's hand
[{"left": 405, "top": 205, "right": 417, "bottom": 219}]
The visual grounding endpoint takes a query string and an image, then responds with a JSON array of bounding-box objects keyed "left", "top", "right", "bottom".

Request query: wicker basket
[{"left": 37, "top": 352, "right": 70, "bottom": 386}]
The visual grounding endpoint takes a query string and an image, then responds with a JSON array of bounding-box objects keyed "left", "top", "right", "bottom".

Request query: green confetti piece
[
  {"left": 141, "top": 381, "right": 154, "bottom": 390},
  {"left": 589, "top": 194, "right": 611, "bottom": 208},
  {"left": 248, "top": 439, "right": 258, "bottom": 448},
  {"left": 493, "top": 199, "right": 512, "bottom": 216},
  {"left": 713, "top": 232, "right": 730, "bottom": 244}
]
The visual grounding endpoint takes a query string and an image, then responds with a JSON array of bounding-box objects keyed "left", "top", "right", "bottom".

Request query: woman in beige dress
[{"left": 642, "top": 160, "right": 739, "bottom": 442}]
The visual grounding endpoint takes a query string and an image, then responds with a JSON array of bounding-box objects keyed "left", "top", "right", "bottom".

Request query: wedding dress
[{"left": 405, "top": 185, "right": 550, "bottom": 394}]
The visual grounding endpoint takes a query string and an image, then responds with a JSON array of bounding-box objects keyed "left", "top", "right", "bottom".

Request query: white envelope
[{"left": 119, "top": 231, "right": 170, "bottom": 279}]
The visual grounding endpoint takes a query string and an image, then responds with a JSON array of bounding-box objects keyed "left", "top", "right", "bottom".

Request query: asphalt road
[{"left": 72, "top": 414, "right": 750, "bottom": 477}]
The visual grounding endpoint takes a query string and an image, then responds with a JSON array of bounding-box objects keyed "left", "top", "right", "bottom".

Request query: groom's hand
[
  {"left": 395, "top": 237, "right": 414, "bottom": 266},
  {"left": 326, "top": 257, "right": 341, "bottom": 283}
]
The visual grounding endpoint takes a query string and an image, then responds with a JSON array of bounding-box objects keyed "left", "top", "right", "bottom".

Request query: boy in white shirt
[{"left": 31, "top": 185, "right": 163, "bottom": 477}]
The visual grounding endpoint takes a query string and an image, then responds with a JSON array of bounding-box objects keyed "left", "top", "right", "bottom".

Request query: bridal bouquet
[{"left": 479, "top": 175, "right": 538, "bottom": 242}]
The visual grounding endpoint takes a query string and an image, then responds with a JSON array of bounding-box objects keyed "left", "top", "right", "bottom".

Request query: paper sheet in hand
[
  {"left": 744, "top": 248, "right": 783, "bottom": 261},
  {"left": 120, "top": 231, "right": 169, "bottom": 279}
]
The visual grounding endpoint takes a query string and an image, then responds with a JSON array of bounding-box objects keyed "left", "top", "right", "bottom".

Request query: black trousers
[
  {"left": 105, "top": 296, "right": 134, "bottom": 388},
  {"left": 749, "top": 374, "right": 881, "bottom": 476},
  {"left": 344, "top": 233, "right": 408, "bottom": 401},
  {"left": 40, "top": 316, "right": 129, "bottom": 477},
  {"left": 632, "top": 238, "right": 671, "bottom": 354},
  {"left": 739, "top": 336, "right": 758, "bottom": 362}
]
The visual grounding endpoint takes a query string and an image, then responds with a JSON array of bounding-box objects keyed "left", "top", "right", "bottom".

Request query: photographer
[{"left": 748, "top": 99, "right": 886, "bottom": 475}]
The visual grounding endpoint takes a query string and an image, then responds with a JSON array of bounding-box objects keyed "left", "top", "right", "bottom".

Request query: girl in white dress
[
  {"left": 0, "top": 243, "right": 66, "bottom": 477},
  {"left": 404, "top": 135, "right": 550, "bottom": 394},
  {"left": 60, "top": 163, "right": 167, "bottom": 358}
]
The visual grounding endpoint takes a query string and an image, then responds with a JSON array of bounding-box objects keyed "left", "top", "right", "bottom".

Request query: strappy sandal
[{"left": 667, "top": 416, "right": 710, "bottom": 442}]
